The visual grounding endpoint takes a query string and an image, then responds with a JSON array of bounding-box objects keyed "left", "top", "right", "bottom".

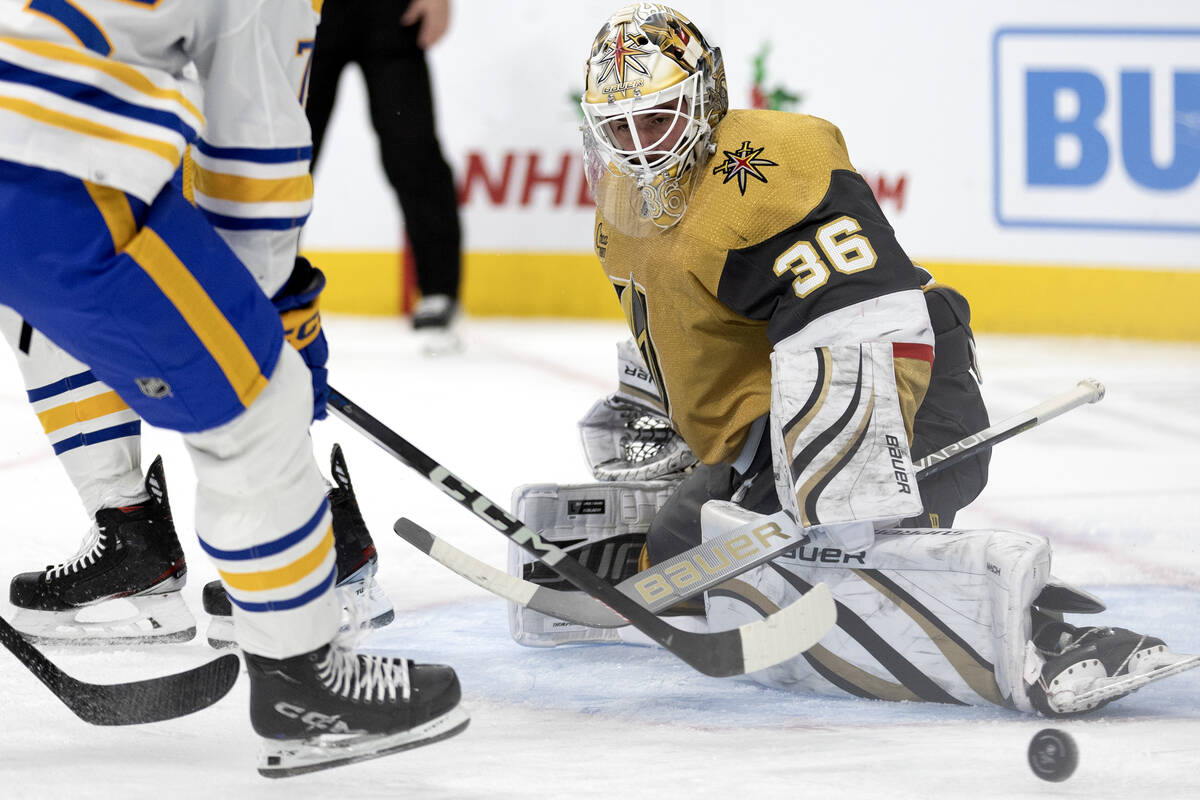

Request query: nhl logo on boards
[{"left": 135, "top": 377, "right": 172, "bottom": 399}]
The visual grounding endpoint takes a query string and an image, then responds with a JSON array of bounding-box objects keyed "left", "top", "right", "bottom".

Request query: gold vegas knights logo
[
  {"left": 712, "top": 140, "right": 778, "bottom": 195},
  {"left": 592, "top": 21, "right": 654, "bottom": 91}
]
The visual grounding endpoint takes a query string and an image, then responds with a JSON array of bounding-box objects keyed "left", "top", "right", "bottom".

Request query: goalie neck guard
[{"left": 581, "top": 3, "right": 727, "bottom": 236}]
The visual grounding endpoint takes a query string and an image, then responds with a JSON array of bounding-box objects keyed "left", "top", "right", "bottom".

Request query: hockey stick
[
  {"left": 326, "top": 386, "right": 836, "bottom": 678},
  {"left": 0, "top": 615, "right": 240, "bottom": 725},
  {"left": 393, "top": 379, "right": 1108, "bottom": 627},
  {"left": 914, "top": 378, "right": 1105, "bottom": 477}
]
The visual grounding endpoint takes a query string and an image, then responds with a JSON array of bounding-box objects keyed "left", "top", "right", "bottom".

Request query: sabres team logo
[
  {"left": 593, "top": 22, "right": 654, "bottom": 87},
  {"left": 712, "top": 140, "right": 778, "bottom": 195}
]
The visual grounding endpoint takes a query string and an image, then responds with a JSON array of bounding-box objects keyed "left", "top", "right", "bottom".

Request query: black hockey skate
[
  {"left": 1028, "top": 620, "right": 1199, "bottom": 716},
  {"left": 246, "top": 641, "right": 468, "bottom": 777},
  {"left": 203, "top": 444, "right": 394, "bottom": 648},
  {"left": 9, "top": 456, "right": 195, "bottom": 645}
]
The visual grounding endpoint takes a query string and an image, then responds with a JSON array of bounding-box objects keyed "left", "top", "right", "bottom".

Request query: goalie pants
[
  {"left": 0, "top": 160, "right": 341, "bottom": 658},
  {"left": 649, "top": 285, "right": 991, "bottom": 563}
]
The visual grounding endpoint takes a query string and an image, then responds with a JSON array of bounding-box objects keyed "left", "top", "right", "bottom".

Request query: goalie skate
[
  {"left": 8, "top": 456, "right": 195, "bottom": 645},
  {"left": 1028, "top": 623, "right": 1200, "bottom": 716},
  {"left": 203, "top": 444, "right": 394, "bottom": 647}
]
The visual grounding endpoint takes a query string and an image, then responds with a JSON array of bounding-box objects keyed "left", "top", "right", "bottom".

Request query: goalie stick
[
  {"left": 393, "top": 379, "right": 1108, "bottom": 628},
  {"left": 0, "top": 615, "right": 240, "bottom": 725},
  {"left": 326, "top": 386, "right": 836, "bottom": 678},
  {"left": 914, "top": 378, "right": 1104, "bottom": 477}
]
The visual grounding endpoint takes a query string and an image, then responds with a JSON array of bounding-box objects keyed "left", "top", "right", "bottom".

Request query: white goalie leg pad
[
  {"left": 705, "top": 523, "right": 1050, "bottom": 711},
  {"left": 771, "top": 341, "right": 923, "bottom": 531},
  {"left": 508, "top": 480, "right": 678, "bottom": 647}
]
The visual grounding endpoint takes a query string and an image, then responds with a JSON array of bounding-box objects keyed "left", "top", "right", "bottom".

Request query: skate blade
[
  {"left": 337, "top": 566, "right": 396, "bottom": 630},
  {"left": 13, "top": 594, "right": 196, "bottom": 646},
  {"left": 1051, "top": 650, "right": 1200, "bottom": 713},
  {"left": 206, "top": 578, "right": 394, "bottom": 649},
  {"left": 258, "top": 705, "right": 470, "bottom": 778}
]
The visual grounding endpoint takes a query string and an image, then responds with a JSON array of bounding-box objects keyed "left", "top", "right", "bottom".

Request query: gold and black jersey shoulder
[
  {"left": 702, "top": 111, "right": 923, "bottom": 344},
  {"left": 680, "top": 109, "right": 853, "bottom": 250}
]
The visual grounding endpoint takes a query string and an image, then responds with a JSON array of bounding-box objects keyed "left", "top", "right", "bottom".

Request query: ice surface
[{"left": 0, "top": 316, "right": 1196, "bottom": 798}]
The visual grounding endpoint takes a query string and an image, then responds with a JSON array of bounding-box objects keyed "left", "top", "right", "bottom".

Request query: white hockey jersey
[{"left": 0, "top": 0, "right": 320, "bottom": 293}]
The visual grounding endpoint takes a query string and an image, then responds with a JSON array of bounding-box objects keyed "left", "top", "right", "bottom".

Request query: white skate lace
[
  {"left": 316, "top": 643, "right": 412, "bottom": 703},
  {"left": 45, "top": 523, "right": 106, "bottom": 580},
  {"left": 317, "top": 575, "right": 411, "bottom": 702}
]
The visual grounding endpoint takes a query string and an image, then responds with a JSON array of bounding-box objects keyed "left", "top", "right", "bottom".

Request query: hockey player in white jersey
[
  {"left": 0, "top": 0, "right": 465, "bottom": 776},
  {"left": 502, "top": 3, "right": 1197, "bottom": 719},
  {"left": 0, "top": 312, "right": 396, "bottom": 650}
]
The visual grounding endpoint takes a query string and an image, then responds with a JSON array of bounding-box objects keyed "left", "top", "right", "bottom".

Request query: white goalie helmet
[{"left": 581, "top": 4, "right": 727, "bottom": 235}]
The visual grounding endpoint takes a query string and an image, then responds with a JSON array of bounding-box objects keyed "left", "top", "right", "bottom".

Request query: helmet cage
[{"left": 580, "top": 71, "right": 709, "bottom": 184}]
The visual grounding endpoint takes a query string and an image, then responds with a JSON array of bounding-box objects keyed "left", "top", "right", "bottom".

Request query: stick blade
[
  {"left": 61, "top": 653, "right": 241, "bottom": 726},
  {"left": 666, "top": 582, "right": 837, "bottom": 678},
  {"left": 394, "top": 518, "right": 628, "bottom": 628},
  {"left": 736, "top": 582, "right": 835, "bottom": 674}
]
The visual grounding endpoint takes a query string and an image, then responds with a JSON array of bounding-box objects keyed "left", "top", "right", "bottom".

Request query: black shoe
[
  {"left": 411, "top": 294, "right": 457, "bottom": 330},
  {"left": 8, "top": 456, "right": 195, "bottom": 644},
  {"left": 412, "top": 295, "right": 462, "bottom": 355},
  {"left": 246, "top": 642, "right": 468, "bottom": 777},
  {"left": 202, "top": 444, "right": 394, "bottom": 647}
]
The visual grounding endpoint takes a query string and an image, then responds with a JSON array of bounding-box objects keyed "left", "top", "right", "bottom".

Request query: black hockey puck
[{"left": 1028, "top": 728, "right": 1078, "bottom": 782}]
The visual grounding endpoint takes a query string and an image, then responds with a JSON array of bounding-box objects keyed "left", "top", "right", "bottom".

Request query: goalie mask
[{"left": 581, "top": 4, "right": 727, "bottom": 237}]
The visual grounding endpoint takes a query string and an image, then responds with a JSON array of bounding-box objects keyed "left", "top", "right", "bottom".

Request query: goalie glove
[
  {"left": 272, "top": 256, "right": 329, "bottom": 421},
  {"left": 579, "top": 339, "right": 697, "bottom": 481},
  {"left": 579, "top": 395, "right": 697, "bottom": 482}
]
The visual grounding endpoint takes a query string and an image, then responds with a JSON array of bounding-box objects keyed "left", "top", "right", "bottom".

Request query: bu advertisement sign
[{"left": 994, "top": 28, "right": 1200, "bottom": 232}]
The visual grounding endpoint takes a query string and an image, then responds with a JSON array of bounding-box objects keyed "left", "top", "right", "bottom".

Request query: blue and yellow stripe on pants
[{"left": 27, "top": 368, "right": 140, "bottom": 454}]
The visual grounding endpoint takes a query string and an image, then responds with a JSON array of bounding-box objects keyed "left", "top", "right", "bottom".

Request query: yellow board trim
[
  {"left": 309, "top": 250, "right": 1200, "bottom": 341},
  {"left": 0, "top": 94, "right": 180, "bottom": 164},
  {"left": 193, "top": 166, "right": 313, "bottom": 204},
  {"left": 219, "top": 526, "right": 334, "bottom": 592},
  {"left": 37, "top": 391, "right": 129, "bottom": 435}
]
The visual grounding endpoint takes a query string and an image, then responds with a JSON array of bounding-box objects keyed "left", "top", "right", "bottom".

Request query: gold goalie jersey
[{"left": 594, "top": 109, "right": 932, "bottom": 465}]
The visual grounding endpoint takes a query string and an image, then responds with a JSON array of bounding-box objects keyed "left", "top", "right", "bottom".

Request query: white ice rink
[{"left": 0, "top": 315, "right": 1197, "bottom": 799}]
